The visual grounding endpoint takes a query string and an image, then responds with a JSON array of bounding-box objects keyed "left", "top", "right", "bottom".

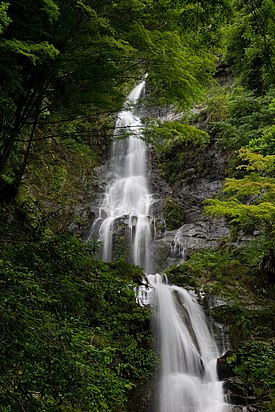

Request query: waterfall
[
  {"left": 90, "top": 78, "right": 154, "bottom": 272},
  {"left": 91, "top": 79, "right": 228, "bottom": 411},
  {"left": 147, "top": 274, "right": 227, "bottom": 412}
]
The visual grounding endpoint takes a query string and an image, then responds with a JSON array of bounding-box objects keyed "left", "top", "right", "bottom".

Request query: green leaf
[
  {"left": 0, "top": 2, "right": 11, "bottom": 34},
  {"left": 2, "top": 39, "right": 59, "bottom": 63}
]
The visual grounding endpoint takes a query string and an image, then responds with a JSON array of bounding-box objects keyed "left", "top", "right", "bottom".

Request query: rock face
[
  {"left": 153, "top": 218, "right": 230, "bottom": 271},
  {"left": 175, "top": 220, "right": 229, "bottom": 250},
  {"left": 224, "top": 377, "right": 259, "bottom": 410},
  {"left": 65, "top": 163, "right": 109, "bottom": 239},
  {"left": 148, "top": 141, "right": 230, "bottom": 271}
]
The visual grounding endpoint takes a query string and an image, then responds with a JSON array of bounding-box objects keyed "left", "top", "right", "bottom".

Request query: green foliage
[
  {"left": 3, "top": 39, "right": 59, "bottom": 62},
  {"left": 146, "top": 120, "right": 209, "bottom": 152},
  {"left": 237, "top": 147, "right": 275, "bottom": 174},
  {"left": 0, "top": 235, "right": 155, "bottom": 411},
  {"left": 223, "top": 0, "right": 275, "bottom": 91},
  {"left": 205, "top": 198, "right": 275, "bottom": 228},
  {"left": 203, "top": 85, "right": 231, "bottom": 123},
  {"left": 167, "top": 247, "right": 249, "bottom": 293},
  {"left": 205, "top": 148, "right": 275, "bottom": 239},
  {"left": 143, "top": 31, "right": 216, "bottom": 109},
  {"left": 0, "top": 201, "right": 55, "bottom": 241},
  {"left": 4, "top": 122, "right": 99, "bottom": 237},
  {"left": 0, "top": 2, "right": 11, "bottom": 34},
  {"left": 0, "top": 0, "right": 225, "bottom": 201},
  {"left": 249, "top": 98, "right": 275, "bottom": 155},
  {"left": 250, "top": 124, "right": 275, "bottom": 155},
  {"left": 230, "top": 341, "right": 275, "bottom": 399},
  {"left": 210, "top": 87, "right": 275, "bottom": 150},
  {"left": 162, "top": 196, "right": 185, "bottom": 230},
  {"left": 167, "top": 239, "right": 275, "bottom": 297},
  {"left": 211, "top": 304, "right": 274, "bottom": 342}
]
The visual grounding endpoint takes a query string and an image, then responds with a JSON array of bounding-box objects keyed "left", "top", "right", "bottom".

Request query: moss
[
  {"left": 156, "top": 139, "right": 220, "bottom": 185},
  {"left": 166, "top": 263, "right": 200, "bottom": 289},
  {"left": 162, "top": 196, "right": 185, "bottom": 230},
  {"left": 210, "top": 305, "right": 274, "bottom": 343},
  {"left": 112, "top": 234, "right": 131, "bottom": 262}
]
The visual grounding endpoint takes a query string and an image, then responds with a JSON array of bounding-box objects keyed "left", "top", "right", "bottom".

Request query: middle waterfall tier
[{"left": 89, "top": 79, "right": 156, "bottom": 272}]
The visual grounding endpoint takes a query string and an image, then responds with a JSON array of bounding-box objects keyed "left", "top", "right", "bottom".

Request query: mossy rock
[
  {"left": 112, "top": 234, "right": 131, "bottom": 262},
  {"left": 162, "top": 196, "right": 185, "bottom": 230},
  {"left": 208, "top": 304, "right": 275, "bottom": 345},
  {"left": 165, "top": 263, "right": 199, "bottom": 289}
]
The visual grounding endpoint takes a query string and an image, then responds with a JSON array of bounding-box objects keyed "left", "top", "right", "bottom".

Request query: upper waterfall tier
[{"left": 90, "top": 79, "right": 156, "bottom": 272}]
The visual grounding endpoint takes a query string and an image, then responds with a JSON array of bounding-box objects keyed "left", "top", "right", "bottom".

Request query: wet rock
[
  {"left": 151, "top": 218, "right": 229, "bottom": 271},
  {"left": 126, "top": 374, "right": 158, "bottom": 412},
  {"left": 224, "top": 377, "right": 259, "bottom": 410},
  {"left": 226, "top": 406, "right": 260, "bottom": 412},
  {"left": 173, "top": 179, "right": 225, "bottom": 223},
  {"left": 217, "top": 351, "right": 234, "bottom": 380},
  {"left": 151, "top": 231, "right": 177, "bottom": 272}
]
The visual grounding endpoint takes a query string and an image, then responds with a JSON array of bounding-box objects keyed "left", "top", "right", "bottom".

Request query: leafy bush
[
  {"left": 0, "top": 236, "right": 156, "bottom": 411},
  {"left": 229, "top": 341, "right": 275, "bottom": 399},
  {"left": 211, "top": 88, "right": 275, "bottom": 150},
  {"left": 223, "top": 0, "right": 275, "bottom": 91},
  {"left": 145, "top": 120, "right": 209, "bottom": 152},
  {"left": 204, "top": 148, "right": 275, "bottom": 245},
  {"left": 249, "top": 97, "right": 275, "bottom": 155}
]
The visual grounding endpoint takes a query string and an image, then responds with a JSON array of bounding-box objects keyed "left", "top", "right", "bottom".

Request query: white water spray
[
  {"left": 147, "top": 274, "right": 227, "bottom": 412},
  {"left": 91, "top": 79, "right": 154, "bottom": 272}
]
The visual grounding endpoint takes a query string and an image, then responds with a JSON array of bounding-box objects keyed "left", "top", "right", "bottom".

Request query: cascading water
[
  {"left": 91, "top": 79, "right": 229, "bottom": 411},
  {"left": 172, "top": 229, "right": 187, "bottom": 261},
  {"left": 90, "top": 78, "right": 154, "bottom": 272},
  {"left": 147, "top": 274, "right": 227, "bottom": 412}
]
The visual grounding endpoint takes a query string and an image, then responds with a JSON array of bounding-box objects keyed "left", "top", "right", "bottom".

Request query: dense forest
[{"left": 0, "top": 1, "right": 274, "bottom": 411}]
